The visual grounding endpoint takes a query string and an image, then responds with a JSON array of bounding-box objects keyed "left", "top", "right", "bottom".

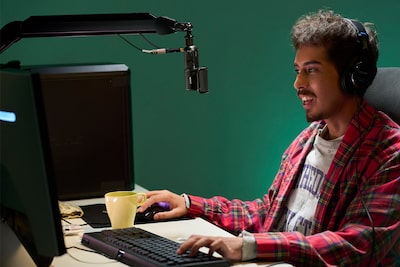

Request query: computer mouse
[{"left": 135, "top": 202, "right": 170, "bottom": 223}]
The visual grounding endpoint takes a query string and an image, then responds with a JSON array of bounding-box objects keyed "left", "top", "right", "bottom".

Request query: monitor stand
[{"left": 0, "top": 222, "right": 38, "bottom": 267}]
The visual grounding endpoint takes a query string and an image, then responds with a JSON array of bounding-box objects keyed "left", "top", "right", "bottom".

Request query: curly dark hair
[{"left": 291, "top": 10, "right": 379, "bottom": 95}]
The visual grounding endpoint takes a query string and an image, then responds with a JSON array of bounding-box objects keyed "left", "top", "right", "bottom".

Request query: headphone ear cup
[
  {"left": 341, "top": 61, "right": 375, "bottom": 95},
  {"left": 351, "top": 61, "right": 376, "bottom": 92}
]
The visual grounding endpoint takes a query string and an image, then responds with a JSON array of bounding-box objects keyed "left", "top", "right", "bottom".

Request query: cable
[
  {"left": 139, "top": 33, "right": 161, "bottom": 48},
  {"left": 117, "top": 33, "right": 163, "bottom": 51},
  {"left": 354, "top": 98, "right": 376, "bottom": 266},
  {"left": 117, "top": 34, "right": 184, "bottom": 55},
  {"left": 66, "top": 246, "right": 117, "bottom": 264},
  {"left": 62, "top": 218, "right": 87, "bottom": 226},
  {"left": 117, "top": 34, "right": 142, "bottom": 52}
]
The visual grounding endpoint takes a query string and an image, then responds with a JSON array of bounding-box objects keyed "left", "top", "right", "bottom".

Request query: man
[{"left": 138, "top": 10, "right": 400, "bottom": 266}]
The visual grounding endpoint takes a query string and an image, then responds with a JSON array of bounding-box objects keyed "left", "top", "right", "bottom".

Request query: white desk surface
[{"left": 1, "top": 184, "right": 293, "bottom": 267}]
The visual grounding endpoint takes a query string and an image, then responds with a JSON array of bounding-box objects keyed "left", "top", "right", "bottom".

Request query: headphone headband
[{"left": 348, "top": 19, "right": 369, "bottom": 51}]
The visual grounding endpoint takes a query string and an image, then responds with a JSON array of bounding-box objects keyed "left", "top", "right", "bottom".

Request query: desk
[{"left": 2, "top": 185, "right": 293, "bottom": 267}]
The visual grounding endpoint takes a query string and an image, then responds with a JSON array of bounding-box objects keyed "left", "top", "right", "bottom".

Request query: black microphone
[
  {"left": 184, "top": 38, "right": 208, "bottom": 93},
  {"left": 184, "top": 30, "right": 208, "bottom": 93},
  {"left": 143, "top": 19, "right": 208, "bottom": 93},
  {"left": 142, "top": 45, "right": 208, "bottom": 93}
]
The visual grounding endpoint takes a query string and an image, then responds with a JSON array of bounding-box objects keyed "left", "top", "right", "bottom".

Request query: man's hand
[
  {"left": 176, "top": 235, "right": 243, "bottom": 261},
  {"left": 137, "top": 190, "right": 188, "bottom": 220}
]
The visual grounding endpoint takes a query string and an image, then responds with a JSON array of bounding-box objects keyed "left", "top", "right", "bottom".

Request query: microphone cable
[
  {"left": 117, "top": 34, "right": 145, "bottom": 52},
  {"left": 117, "top": 34, "right": 183, "bottom": 55},
  {"left": 138, "top": 33, "right": 161, "bottom": 49}
]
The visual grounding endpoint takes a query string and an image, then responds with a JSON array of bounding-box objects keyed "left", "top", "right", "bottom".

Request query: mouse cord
[{"left": 66, "top": 246, "right": 117, "bottom": 265}]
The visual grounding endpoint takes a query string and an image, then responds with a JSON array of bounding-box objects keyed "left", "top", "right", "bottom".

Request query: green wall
[{"left": 1, "top": 0, "right": 399, "bottom": 200}]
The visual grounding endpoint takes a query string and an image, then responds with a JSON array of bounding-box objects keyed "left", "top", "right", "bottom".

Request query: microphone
[
  {"left": 184, "top": 45, "right": 207, "bottom": 93},
  {"left": 142, "top": 46, "right": 208, "bottom": 93},
  {"left": 142, "top": 22, "right": 208, "bottom": 93},
  {"left": 184, "top": 37, "right": 208, "bottom": 93}
]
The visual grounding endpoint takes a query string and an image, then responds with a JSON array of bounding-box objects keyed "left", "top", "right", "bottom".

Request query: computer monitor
[
  {"left": 15, "top": 63, "right": 134, "bottom": 200},
  {"left": 0, "top": 62, "right": 134, "bottom": 266},
  {"left": 0, "top": 67, "right": 66, "bottom": 267}
]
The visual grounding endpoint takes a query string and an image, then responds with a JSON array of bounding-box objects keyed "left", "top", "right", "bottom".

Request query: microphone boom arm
[
  {"left": 0, "top": 13, "right": 185, "bottom": 54},
  {"left": 0, "top": 12, "right": 208, "bottom": 93}
]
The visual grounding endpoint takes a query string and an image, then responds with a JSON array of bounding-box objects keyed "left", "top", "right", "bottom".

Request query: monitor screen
[
  {"left": 29, "top": 63, "right": 134, "bottom": 200},
  {"left": 0, "top": 67, "right": 66, "bottom": 267}
]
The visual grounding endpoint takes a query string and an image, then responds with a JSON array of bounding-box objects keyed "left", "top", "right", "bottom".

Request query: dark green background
[{"left": 1, "top": 0, "right": 399, "bottom": 200}]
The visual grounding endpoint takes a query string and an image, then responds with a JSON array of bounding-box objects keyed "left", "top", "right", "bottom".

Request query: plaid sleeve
[
  {"left": 187, "top": 195, "right": 268, "bottom": 235},
  {"left": 253, "top": 221, "right": 400, "bottom": 266}
]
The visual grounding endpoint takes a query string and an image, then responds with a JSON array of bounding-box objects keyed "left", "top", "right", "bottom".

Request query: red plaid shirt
[{"left": 187, "top": 101, "right": 400, "bottom": 266}]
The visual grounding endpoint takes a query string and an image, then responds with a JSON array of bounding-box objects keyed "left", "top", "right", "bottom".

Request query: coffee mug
[{"left": 104, "top": 191, "right": 147, "bottom": 229}]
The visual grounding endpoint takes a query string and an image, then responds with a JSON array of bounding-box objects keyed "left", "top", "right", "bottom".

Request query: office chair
[{"left": 364, "top": 67, "right": 400, "bottom": 125}]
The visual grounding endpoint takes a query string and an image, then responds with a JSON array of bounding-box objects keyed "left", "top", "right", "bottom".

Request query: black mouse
[{"left": 135, "top": 202, "right": 170, "bottom": 223}]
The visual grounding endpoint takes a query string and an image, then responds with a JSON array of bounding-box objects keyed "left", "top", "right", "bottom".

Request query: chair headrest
[{"left": 364, "top": 67, "right": 400, "bottom": 125}]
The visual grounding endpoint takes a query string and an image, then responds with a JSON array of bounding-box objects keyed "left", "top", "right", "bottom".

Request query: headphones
[{"left": 340, "top": 19, "right": 377, "bottom": 96}]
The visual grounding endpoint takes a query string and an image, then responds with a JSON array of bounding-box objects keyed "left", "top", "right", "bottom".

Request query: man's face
[{"left": 294, "top": 45, "right": 348, "bottom": 123}]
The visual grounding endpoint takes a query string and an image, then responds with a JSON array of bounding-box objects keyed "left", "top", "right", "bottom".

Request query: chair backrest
[{"left": 364, "top": 67, "right": 400, "bottom": 125}]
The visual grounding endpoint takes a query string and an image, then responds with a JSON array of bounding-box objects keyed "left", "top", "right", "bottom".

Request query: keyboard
[{"left": 81, "top": 227, "right": 231, "bottom": 267}]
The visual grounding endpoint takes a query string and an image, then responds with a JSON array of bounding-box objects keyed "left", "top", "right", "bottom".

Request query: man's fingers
[
  {"left": 177, "top": 235, "right": 243, "bottom": 261},
  {"left": 177, "top": 235, "right": 201, "bottom": 255},
  {"left": 153, "top": 209, "right": 184, "bottom": 220},
  {"left": 177, "top": 235, "right": 222, "bottom": 257},
  {"left": 208, "top": 238, "right": 225, "bottom": 257},
  {"left": 138, "top": 190, "right": 171, "bottom": 212}
]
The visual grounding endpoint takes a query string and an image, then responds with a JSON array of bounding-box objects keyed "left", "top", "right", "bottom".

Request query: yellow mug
[{"left": 104, "top": 191, "right": 147, "bottom": 229}]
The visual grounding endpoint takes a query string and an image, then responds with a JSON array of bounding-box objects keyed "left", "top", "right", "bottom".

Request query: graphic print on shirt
[
  {"left": 275, "top": 132, "right": 342, "bottom": 236},
  {"left": 276, "top": 163, "right": 325, "bottom": 235}
]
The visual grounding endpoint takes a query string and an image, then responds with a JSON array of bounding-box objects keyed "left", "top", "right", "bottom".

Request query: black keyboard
[{"left": 81, "top": 227, "right": 231, "bottom": 267}]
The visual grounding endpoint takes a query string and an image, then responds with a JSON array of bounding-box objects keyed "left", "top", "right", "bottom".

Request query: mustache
[{"left": 297, "top": 89, "right": 314, "bottom": 97}]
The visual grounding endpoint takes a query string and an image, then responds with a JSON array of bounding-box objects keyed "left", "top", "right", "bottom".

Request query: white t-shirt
[
  {"left": 241, "top": 127, "right": 344, "bottom": 261},
  {"left": 273, "top": 128, "right": 342, "bottom": 235}
]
